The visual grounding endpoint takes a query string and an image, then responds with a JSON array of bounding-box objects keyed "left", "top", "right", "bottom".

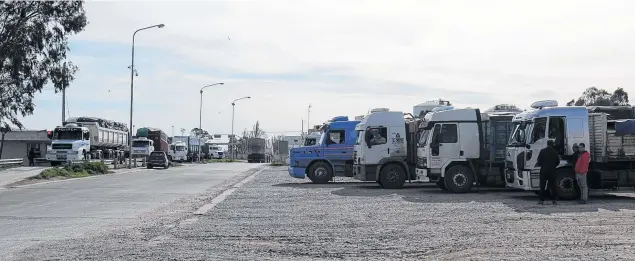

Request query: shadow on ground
[{"left": 273, "top": 181, "right": 635, "bottom": 215}]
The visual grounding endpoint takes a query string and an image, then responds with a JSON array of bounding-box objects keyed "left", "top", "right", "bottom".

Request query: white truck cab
[
  {"left": 353, "top": 108, "right": 415, "bottom": 188},
  {"left": 131, "top": 137, "right": 154, "bottom": 158},
  {"left": 169, "top": 141, "right": 188, "bottom": 162},
  {"left": 46, "top": 123, "right": 92, "bottom": 166}
]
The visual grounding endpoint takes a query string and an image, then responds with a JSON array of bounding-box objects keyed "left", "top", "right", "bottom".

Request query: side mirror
[
  {"left": 84, "top": 133, "right": 90, "bottom": 140},
  {"left": 365, "top": 131, "right": 372, "bottom": 148}
]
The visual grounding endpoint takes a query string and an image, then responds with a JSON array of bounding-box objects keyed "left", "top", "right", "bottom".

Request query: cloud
[{"left": 19, "top": 0, "right": 635, "bottom": 136}]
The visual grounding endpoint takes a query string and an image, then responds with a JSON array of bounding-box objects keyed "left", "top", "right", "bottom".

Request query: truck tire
[
  {"left": 379, "top": 164, "right": 406, "bottom": 189},
  {"left": 164, "top": 163, "right": 169, "bottom": 169},
  {"left": 437, "top": 178, "right": 448, "bottom": 191},
  {"left": 553, "top": 169, "right": 579, "bottom": 200},
  {"left": 308, "top": 162, "right": 333, "bottom": 184},
  {"left": 444, "top": 165, "right": 474, "bottom": 193},
  {"left": 147, "top": 164, "right": 153, "bottom": 169},
  {"left": 50, "top": 161, "right": 61, "bottom": 167}
]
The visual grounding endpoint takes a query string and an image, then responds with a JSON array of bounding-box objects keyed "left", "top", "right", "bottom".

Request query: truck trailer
[
  {"left": 506, "top": 100, "right": 635, "bottom": 200},
  {"left": 288, "top": 116, "right": 360, "bottom": 183},
  {"left": 247, "top": 138, "right": 266, "bottom": 163},
  {"left": 46, "top": 117, "right": 128, "bottom": 166}
]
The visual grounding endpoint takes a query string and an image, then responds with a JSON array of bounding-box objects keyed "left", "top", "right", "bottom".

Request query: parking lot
[{"left": 11, "top": 166, "right": 635, "bottom": 260}]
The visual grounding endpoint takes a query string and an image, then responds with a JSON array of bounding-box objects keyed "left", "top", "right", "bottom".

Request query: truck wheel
[
  {"left": 444, "top": 165, "right": 474, "bottom": 193},
  {"left": 553, "top": 169, "right": 578, "bottom": 200},
  {"left": 437, "top": 178, "right": 448, "bottom": 191},
  {"left": 308, "top": 162, "right": 333, "bottom": 184},
  {"left": 164, "top": 163, "right": 169, "bottom": 169},
  {"left": 50, "top": 161, "right": 61, "bottom": 167},
  {"left": 147, "top": 164, "right": 153, "bottom": 169},
  {"left": 379, "top": 164, "right": 406, "bottom": 189}
]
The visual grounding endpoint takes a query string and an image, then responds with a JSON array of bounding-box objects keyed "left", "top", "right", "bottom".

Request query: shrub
[{"left": 31, "top": 161, "right": 109, "bottom": 180}]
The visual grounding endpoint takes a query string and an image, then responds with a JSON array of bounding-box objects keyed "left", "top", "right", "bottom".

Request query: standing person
[
  {"left": 27, "top": 147, "right": 36, "bottom": 166},
  {"left": 575, "top": 143, "right": 590, "bottom": 204},
  {"left": 536, "top": 140, "right": 560, "bottom": 205}
]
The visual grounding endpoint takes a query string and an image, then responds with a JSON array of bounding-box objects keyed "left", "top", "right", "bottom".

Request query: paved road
[
  {"left": 0, "top": 162, "right": 264, "bottom": 260},
  {"left": 0, "top": 167, "right": 49, "bottom": 188},
  {"left": 7, "top": 166, "right": 635, "bottom": 260}
]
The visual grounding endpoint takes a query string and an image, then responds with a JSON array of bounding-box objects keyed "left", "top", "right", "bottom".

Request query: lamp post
[
  {"left": 199, "top": 82, "right": 224, "bottom": 130},
  {"left": 307, "top": 104, "right": 312, "bottom": 132},
  {"left": 128, "top": 23, "right": 165, "bottom": 169},
  {"left": 231, "top": 96, "right": 251, "bottom": 160}
]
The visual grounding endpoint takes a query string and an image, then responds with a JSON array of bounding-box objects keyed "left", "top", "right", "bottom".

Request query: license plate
[
  {"left": 57, "top": 151, "right": 68, "bottom": 154},
  {"left": 56, "top": 155, "right": 67, "bottom": 159}
]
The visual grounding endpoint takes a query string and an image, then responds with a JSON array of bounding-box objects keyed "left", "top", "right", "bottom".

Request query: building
[{"left": 0, "top": 130, "right": 51, "bottom": 165}]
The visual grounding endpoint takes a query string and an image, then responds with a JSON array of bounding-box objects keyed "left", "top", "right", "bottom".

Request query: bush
[
  {"left": 31, "top": 161, "right": 110, "bottom": 180},
  {"left": 206, "top": 159, "right": 236, "bottom": 163}
]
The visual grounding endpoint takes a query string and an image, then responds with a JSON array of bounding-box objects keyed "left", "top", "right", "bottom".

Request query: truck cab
[
  {"left": 45, "top": 124, "right": 92, "bottom": 166},
  {"left": 169, "top": 141, "right": 188, "bottom": 162},
  {"left": 353, "top": 109, "right": 415, "bottom": 188},
  {"left": 131, "top": 137, "right": 155, "bottom": 158},
  {"left": 288, "top": 116, "right": 360, "bottom": 183}
]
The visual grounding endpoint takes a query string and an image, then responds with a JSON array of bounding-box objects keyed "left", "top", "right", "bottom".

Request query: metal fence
[{"left": 0, "top": 158, "right": 24, "bottom": 167}]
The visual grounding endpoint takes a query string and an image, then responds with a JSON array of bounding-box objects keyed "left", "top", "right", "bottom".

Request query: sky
[{"left": 19, "top": 0, "right": 635, "bottom": 137}]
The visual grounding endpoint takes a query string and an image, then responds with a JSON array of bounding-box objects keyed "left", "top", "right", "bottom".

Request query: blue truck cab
[{"left": 288, "top": 116, "right": 360, "bottom": 183}]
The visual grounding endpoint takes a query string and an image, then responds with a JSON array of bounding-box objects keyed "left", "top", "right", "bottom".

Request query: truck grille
[{"left": 52, "top": 144, "right": 72, "bottom": 150}]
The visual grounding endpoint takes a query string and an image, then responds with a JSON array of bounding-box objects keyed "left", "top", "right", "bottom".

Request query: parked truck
[
  {"left": 505, "top": 100, "right": 635, "bottom": 200},
  {"left": 131, "top": 137, "right": 154, "bottom": 158},
  {"left": 169, "top": 141, "right": 188, "bottom": 162},
  {"left": 416, "top": 108, "right": 518, "bottom": 192},
  {"left": 140, "top": 127, "right": 169, "bottom": 153},
  {"left": 202, "top": 141, "right": 225, "bottom": 159},
  {"left": 288, "top": 116, "right": 360, "bottom": 183},
  {"left": 304, "top": 131, "right": 321, "bottom": 146},
  {"left": 247, "top": 138, "right": 266, "bottom": 163},
  {"left": 46, "top": 117, "right": 128, "bottom": 166}
]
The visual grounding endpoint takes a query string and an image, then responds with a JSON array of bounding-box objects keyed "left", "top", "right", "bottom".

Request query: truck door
[
  {"left": 547, "top": 116, "right": 566, "bottom": 156},
  {"left": 429, "top": 123, "right": 460, "bottom": 170},
  {"left": 363, "top": 126, "right": 390, "bottom": 165},
  {"left": 525, "top": 117, "right": 547, "bottom": 172}
]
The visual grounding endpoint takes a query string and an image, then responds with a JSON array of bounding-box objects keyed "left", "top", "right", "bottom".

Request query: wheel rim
[
  {"left": 558, "top": 176, "right": 576, "bottom": 195},
  {"left": 387, "top": 168, "right": 400, "bottom": 183},
  {"left": 452, "top": 173, "right": 467, "bottom": 188},
  {"left": 315, "top": 166, "right": 327, "bottom": 178}
]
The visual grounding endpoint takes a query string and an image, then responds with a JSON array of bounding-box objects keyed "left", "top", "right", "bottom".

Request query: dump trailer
[
  {"left": 288, "top": 116, "right": 360, "bottom": 183},
  {"left": 506, "top": 100, "right": 635, "bottom": 200},
  {"left": 46, "top": 117, "right": 128, "bottom": 166},
  {"left": 247, "top": 138, "right": 266, "bottom": 163}
]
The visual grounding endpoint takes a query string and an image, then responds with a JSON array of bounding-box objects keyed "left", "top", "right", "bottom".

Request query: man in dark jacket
[
  {"left": 27, "top": 148, "right": 36, "bottom": 166},
  {"left": 536, "top": 140, "right": 560, "bottom": 205}
]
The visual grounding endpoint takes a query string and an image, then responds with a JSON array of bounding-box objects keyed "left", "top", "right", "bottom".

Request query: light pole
[
  {"left": 171, "top": 125, "right": 174, "bottom": 138},
  {"left": 199, "top": 82, "right": 224, "bottom": 130},
  {"left": 307, "top": 104, "right": 312, "bottom": 132},
  {"left": 128, "top": 23, "right": 165, "bottom": 169},
  {"left": 231, "top": 96, "right": 251, "bottom": 160}
]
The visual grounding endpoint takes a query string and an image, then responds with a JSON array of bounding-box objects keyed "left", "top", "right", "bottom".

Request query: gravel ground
[{"left": 10, "top": 166, "right": 635, "bottom": 261}]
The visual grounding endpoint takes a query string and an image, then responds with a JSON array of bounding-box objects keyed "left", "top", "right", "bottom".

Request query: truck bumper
[
  {"left": 288, "top": 166, "right": 306, "bottom": 179},
  {"left": 46, "top": 153, "right": 82, "bottom": 162},
  {"left": 415, "top": 168, "right": 431, "bottom": 182},
  {"left": 353, "top": 164, "right": 377, "bottom": 181}
]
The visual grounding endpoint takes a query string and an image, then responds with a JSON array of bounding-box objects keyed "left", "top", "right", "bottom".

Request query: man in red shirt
[{"left": 575, "top": 143, "right": 590, "bottom": 204}]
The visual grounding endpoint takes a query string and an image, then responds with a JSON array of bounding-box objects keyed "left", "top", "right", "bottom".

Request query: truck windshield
[
  {"left": 54, "top": 130, "right": 82, "bottom": 140},
  {"left": 508, "top": 122, "right": 527, "bottom": 146},
  {"left": 176, "top": 146, "right": 186, "bottom": 151},
  {"left": 132, "top": 140, "right": 150, "bottom": 147},
  {"left": 418, "top": 129, "right": 430, "bottom": 147}
]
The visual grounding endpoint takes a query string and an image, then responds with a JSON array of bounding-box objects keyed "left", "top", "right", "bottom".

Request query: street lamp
[
  {"left": 128, "top": 23, "right": 165, "bottom": 168},
  {"left": 231, "top": 96, "right": 251, "bottom": 160},
  {"left": 199, "top": 82, "right": 225, "bottom": 130}
]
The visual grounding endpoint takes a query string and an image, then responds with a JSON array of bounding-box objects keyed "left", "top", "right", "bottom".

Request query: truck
[
  {"left": 416, "top": 108, "right": 518, "bottom": 192},
  {"left": 169, "top": 141, "right": 188, "bottom": 162},
  {"left": 131, "top": 137, "right": 154, "bottom": 158},
  {"left": 172, "top": 136, "right": 204, "bottom": 161},
  {"left": 304, "top": 132, "right": 321, "bottom": 146},
  {"left": 141, "top": 127, "right": 169, "bottom": 153},
  {"left": 505, "top": 100, "right": 635, "bottom": 200},
  {"left": 202, "top": 141, "right": 225, "bottom": 159},
  {"left": 247, "top": 138, "right": 266, "bottom": 163},
  {"left": 288, "top": 116, "right": 360, "bottom": 183},
  {"left": 46, "top": 117, "right": 128, "bottom": 166}
]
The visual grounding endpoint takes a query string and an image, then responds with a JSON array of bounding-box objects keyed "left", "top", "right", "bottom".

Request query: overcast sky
[{"left": 19, "top": 0, "right": 635, "bottom": 137}]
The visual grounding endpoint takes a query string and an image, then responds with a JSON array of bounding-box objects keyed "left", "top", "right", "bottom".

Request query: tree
[
  {"left": 190, "top": 128, "right": 210, "bottom": 138},
  {"left": 0, "top": 123, "right": 9, "bottom": 158},
  {"left": 251, "top": 121, "right": 266, "bottom": 138},
  {"left": 567, "top": 87, "right": 630, "bottom": 106},
  {"left": 1, "top": 1, "right": 88, "bottom": 129},
  {"left": 272, "top": 135, "right": 284, "bottom": 154}
]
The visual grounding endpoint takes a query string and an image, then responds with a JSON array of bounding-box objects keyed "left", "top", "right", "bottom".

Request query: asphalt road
[
  {"left": 0, "top": 162, "right": 264, "bottom": 260},
  {"left": 6, "top": 166, "right": 635, "bottom": 260}
]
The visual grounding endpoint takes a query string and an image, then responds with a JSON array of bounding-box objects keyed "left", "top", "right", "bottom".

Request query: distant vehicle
[
  {"left": 304, "top": 132, "right": 321, "bottom": 146},
  {"left": 131, "top": 137, "right": 154, "bottom": 158},
  {"left": 46, "top": 117, "right": 128, "bottom": 166},
  {"left": 169, "top": 141, "right": 188, "bottom": 162},
  {"left": 247, "top": 138, "right": 267, "bottom": 163},
  {"left": 202, "top": 142, "right": 225, "bottom": 159},
  {"left": 137, "top": 127, "right": 169, "bottom": 153},
  {"left": 506, "top": 101, "right": 635, "bottom": 200},
  {"left": 288, "top": 116, "right": 360, "bottom": 183},
  {"left": 147, "top": 151, "right": 169, "bottom": 169}
]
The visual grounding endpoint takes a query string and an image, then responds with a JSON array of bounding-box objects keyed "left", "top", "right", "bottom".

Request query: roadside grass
[{"left": 30, "top": 162, "right": 111, "bottom": 180}]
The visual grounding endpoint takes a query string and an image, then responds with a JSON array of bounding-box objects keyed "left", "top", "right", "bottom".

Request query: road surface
[
  {"left": 0, "top": 162, "right": 264, "bottom": 260},
  {"left": 5, "top": 166, "right": 635, "bottom": 260}
]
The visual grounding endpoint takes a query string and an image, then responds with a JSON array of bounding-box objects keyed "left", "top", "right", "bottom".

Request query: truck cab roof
[
  {"left": 355, "top": 111, "right": 403, "bottom": 131},
  {"left": 512, "top": 106, "right": 588, "bottom": 122}
]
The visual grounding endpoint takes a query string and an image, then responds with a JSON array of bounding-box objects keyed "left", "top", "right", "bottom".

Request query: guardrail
[{"left": 0, "top": 158, "right": 24, "bottom": 167}]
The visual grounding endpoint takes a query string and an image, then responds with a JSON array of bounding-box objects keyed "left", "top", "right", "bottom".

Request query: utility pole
[
  {"left": 61, "top": 88, "right": 66, "bottom": 124},
  {"left": 307, "top": 104, "right": 312, "bottom": 132},
  {"left": 301, "top": 119, "right": 304, "bottom": 136}
]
